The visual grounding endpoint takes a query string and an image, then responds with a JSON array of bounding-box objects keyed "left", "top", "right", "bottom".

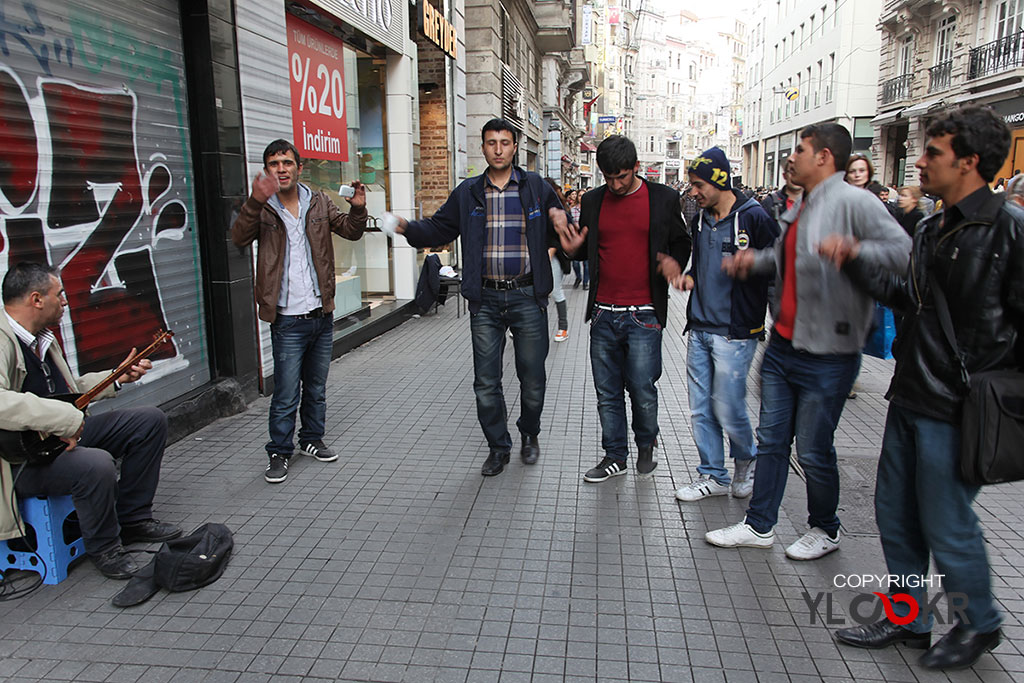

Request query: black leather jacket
[{"left": 844, "top": 189, "right": 1024, "bottom": 423}]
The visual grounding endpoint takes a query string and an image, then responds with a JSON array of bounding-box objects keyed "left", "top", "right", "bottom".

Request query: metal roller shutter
[{"left": 0, "top": 0, "right": 210, "bottom": 406}]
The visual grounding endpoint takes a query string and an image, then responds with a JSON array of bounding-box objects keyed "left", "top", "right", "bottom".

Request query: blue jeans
[
  {"left": 686, "top": 330, "right": 758, "bottom": 484},
  {"left": 590, "top": 307, "right": 662, "bottom": 463},
  {"left": 470, "top": 285, "right": 548, "bottom": 452},
  {"left": 874, "top": 403, "right": 1001, "bottom": 634},
  {"left": 745, "top": 334, "right": 860, "bottom": 535},
  {"left": 267, "top": 314, "right": 333, "bottom": 455},
  {"left": 572, "top": 260, "right": 589, "bottom": 284}
]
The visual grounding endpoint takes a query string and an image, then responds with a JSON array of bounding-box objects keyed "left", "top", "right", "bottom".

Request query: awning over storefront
[
  {"left": 870, "top": 108, "right": 904, "bottom": 126},
  {"left": 580, "top": 140, "right": 597, "bottom": 153},
  {"left": 902, "top": 98, "right": 944, "bottom": 118}
]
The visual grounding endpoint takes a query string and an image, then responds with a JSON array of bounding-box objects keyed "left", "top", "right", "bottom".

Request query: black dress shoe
[
  {"left": 121, "top": 519, "right": 183, "bottom": 545},
  {"left": 521, "top": 434, "right": 539, "bottom": 464},
  {"left": 91, "top": 545, "right": 140, "bottom": 580},
  {"left": 636, "top": 443, "right": 657, "bottom": 475},
  {"left": 481, "top": 450, "right": 510, "bottom": 476},
  {"left": 919, "top": 624, "right": 1001, "bottom": 670},
  {"left": 834, "top": 619, "right": 931, "bottom": 650}
]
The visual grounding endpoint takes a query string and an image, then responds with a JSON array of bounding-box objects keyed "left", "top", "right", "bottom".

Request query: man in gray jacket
[{"left": 705, "top": 124, "right": 910, "bottom": 560}]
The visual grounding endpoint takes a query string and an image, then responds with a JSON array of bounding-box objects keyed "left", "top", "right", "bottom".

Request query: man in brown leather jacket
[{"left": 231, "top": 139, "right": 366, "bottom": 484}]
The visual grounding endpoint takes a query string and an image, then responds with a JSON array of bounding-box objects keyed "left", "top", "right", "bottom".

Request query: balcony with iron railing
[
  {"left": 928, "top": 60, "right": 952, "bottom": 92},
  {"left": 881, "top": 74, "right": 913, "bottom": 105},
  {"left": 969, "top": 30, "right": 1024, "bottom": 80}
]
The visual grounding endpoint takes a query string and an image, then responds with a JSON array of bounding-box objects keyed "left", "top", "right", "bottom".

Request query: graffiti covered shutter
[{"left": 0, "top": 0, "right": 210, "bottom": 405}]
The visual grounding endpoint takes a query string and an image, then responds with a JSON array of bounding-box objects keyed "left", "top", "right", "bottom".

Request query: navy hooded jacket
[{"left": 686, "top": 190, "right": 780, "bottom": 339}]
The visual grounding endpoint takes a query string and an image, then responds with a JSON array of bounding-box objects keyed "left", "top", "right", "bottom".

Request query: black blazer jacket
[{"left": 576, "top": 179, "right": 691, "bottom": 327}]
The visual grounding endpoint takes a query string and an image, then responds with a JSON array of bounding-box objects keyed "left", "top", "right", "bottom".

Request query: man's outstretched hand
[{"left": 551, "top": 207, "right": 587, "bottom": 255}]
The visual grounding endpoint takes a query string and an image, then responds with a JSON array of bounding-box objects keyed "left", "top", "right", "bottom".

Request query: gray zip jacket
[{"left": 752, "top": 171, "right": 911, "bottom": 354}]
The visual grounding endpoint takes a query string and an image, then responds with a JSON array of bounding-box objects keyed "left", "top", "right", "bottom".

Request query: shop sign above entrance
[
  {"left": 287, "top": 14, "right": 350, "bottom": 162},
  {"left": 420, "top": 0, "right": 457, "bottom": 59},
  {"left": 307, "top": 0, "right": 404, "bottom": 55}
]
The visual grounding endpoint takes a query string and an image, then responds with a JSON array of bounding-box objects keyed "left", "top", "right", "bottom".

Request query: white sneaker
[
  {"left": 705, "top": 520, "right": 775, "bottom": 548},
  {"left": 731, "top": 459, "right": 756, "bottom": 499},
  {"left": 785, "top": 527, "right": 840, "bottom": 560},
  {"left": 675, "top": 476, "right": 730, "bottom": 502}
]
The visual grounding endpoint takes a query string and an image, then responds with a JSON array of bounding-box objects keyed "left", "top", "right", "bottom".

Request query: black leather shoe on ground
[
  {"left": 91, "top": 545, "right": 140, "bottom": 579},
  {"left": 834, "top": 619, "right": 931, "bottom": 650},
  {"left": 120, "top": 519, "right": 183, "bottom": 545},
  {"left": 481, "top": 450, "right": 510, "bottom": 476},
  {"left": 919, "top": 624, "right": 1001, "bottom": 670},
  {"left": 520, "top": 434, "right": 539, "bottom": 464},
  {"left": 636, "top": 443, "right": 657, "bottom": 475}
]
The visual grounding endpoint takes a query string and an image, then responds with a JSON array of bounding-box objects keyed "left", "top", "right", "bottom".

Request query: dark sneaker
[
  {"left": 584, "top": 457, "right": 627, "bottom": 483},
  {"left": 120, "top": 519, "right": 182, "bottom": 545},
  {"left": 299, "top": 440, "right": 338, "bottom": 462},
  {"left": 91, "top": 545, "right": 139, "bottom": 580},
  {"left": 265, "top": 454, "right": 289, "bottom": 483}
]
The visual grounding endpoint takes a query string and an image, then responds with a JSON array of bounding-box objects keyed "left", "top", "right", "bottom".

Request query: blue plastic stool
[{"left": 0, "top": 495, "right": 86, "bottom": 584}]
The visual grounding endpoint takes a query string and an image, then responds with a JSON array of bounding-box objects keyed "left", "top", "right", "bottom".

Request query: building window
[
  {"left": 826, "top": 53, "right": 835, "bottom": 102},
  {"left": 994, "top": 0, "right": 1024, "bottom": 40},
  {"left": 899, "top": 36, "right": 914, "bottom": 75},
  {"left": 935, "top": 15, "right": 956, "bottom": 63}
]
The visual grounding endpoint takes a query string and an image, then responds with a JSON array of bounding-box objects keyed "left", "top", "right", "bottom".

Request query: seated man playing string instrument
[{"left": 0, "top": 262, "right": 180, "bottom": 579}]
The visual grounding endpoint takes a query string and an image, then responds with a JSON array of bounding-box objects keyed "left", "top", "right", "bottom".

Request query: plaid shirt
[{"left": 482, "top": 168, "right": 529, "bottom": 279}]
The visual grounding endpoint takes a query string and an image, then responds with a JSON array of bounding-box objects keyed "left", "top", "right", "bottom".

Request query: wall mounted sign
[{"left": 287, "top": 13, "right": 350, "bottom": 162}]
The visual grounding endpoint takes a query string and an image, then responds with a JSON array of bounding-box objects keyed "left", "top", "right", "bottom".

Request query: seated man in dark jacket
[{"left": 820, "top": 106, "right": 1023, "bottom": 670}]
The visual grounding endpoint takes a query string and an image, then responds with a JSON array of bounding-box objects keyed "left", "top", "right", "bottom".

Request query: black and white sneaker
[
  {"left": 299, "top": 440, "right": 338, "bottom": 462},
  {"left": 584, "top": 457, "right": 627, "bottom": 483},
  {"left": 265, "top": 454, "right": 289, "bottom": 483}
]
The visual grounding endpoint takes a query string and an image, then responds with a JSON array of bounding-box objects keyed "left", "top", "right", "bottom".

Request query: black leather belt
[
  {"left": 483, "top": 273, "right": 533, "bottom": 290},
  {"left": 292, "top": 307, "right": 326, "bottom": 319}
]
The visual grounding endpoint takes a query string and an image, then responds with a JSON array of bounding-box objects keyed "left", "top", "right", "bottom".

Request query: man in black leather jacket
[{"left": 820, "top": 106, "right": 1023, "bottom": 670}]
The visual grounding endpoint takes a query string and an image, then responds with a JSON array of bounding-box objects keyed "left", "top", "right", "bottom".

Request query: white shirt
[
  {"left": 4, "top": 310, "right": 55, "bottom": 359},
  {"left": 272, "top": 185, "right": 323, "bottom": 316}
]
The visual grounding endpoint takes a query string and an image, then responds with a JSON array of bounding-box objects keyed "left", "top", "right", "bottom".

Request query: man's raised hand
[{"left": 252, "top": 171, "right": 280, "bottom": 203}]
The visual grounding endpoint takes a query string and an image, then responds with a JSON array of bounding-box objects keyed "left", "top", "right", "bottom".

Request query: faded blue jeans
[
  {"left": 874, "top": 403, "right": 1001, "bottom": 634},
  {"left": 686, "top": 330, "right": 758, "bottom": 484},
  {"left": 745, "top": 334, "right": 860, "bottom": 536},
  {"left": 470, "top": 285, "right": 548, "bottom": 452},
  {"left": 267, "top": 314, "right": 333, "bottom": 455},
  {"left": 590, "top": 307, "right": 662, "bottom": 463}
]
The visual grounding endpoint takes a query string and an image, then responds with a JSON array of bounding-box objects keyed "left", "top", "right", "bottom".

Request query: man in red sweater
[{"left": 561, "top": 136, "right": 691, "bottom": 482}]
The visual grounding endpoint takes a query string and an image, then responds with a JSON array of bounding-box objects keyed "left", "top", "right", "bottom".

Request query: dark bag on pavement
[
  {"left": 111, "top": 523, "right": 234, "bottom": 607},
  {"left": 932, "top": 284, "right": 1024, "bottom": 485}
]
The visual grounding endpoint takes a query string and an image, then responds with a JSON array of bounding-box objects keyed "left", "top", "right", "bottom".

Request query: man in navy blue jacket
[
  {"left": 672, "top": 148, "right": 778, "bottom": 503},
  {"left": 392, "top": 119, "right": 567, "bottom": 476}
]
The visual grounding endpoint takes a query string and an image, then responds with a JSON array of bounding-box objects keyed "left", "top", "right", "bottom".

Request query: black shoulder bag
[{"left": 932, "top": 283, "right": 1024, "bottom": 485}]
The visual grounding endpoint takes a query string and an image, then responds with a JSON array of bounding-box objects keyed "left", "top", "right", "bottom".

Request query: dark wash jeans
[
  {"left": 589, "top": 307, "right": 663, "bottom": 463},
  {"left": 267, "top": 314, "right": 333, "bottom": 455},
  {"left": 745, "top": 334, "right": 860, "bottom": 536},
  {"left": 16, "top": 406, "right": 168, "bottom": 555},
  {"left": 875, "top": 403, "right": 1001, "bottom": 634},
  {"left": 470, "top": 285, "right": 548, "bottom": 452}
]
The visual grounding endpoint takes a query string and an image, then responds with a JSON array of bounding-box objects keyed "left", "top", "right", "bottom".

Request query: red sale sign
[{"left": 286, "top": 14, "right": 349, "bottom": 162}]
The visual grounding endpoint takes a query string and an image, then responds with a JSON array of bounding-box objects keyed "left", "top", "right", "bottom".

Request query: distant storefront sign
[
  {"left": 581, "top": 5, "right": 593, "bottom": 45},
  {"left": 597, "top": 115, "right": 616, "bottom": 123}
]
